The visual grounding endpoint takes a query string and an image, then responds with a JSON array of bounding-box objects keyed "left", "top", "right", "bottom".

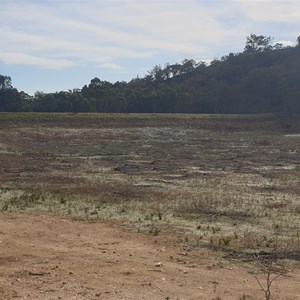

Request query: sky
[{"left": 1, "top": 0, "right": 300, "bottom": 95}]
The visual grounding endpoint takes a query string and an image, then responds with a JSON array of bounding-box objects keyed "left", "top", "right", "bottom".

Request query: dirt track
[{"left": 0, "top": 213, "right": 299, "bottom": 300}]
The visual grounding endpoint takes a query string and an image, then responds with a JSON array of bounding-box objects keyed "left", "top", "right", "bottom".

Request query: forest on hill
[{"left": 1, "top": 34, "right": 300, "bottom": 114}]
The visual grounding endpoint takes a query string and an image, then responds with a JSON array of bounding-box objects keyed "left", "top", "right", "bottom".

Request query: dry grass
[{"left": 0, "top": 112, "right": 299, "bottom": 259}]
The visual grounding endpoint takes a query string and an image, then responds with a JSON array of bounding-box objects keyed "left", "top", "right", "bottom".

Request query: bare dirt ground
[{"left": 0, "top": 212, "right": 300, "bottom": 300}]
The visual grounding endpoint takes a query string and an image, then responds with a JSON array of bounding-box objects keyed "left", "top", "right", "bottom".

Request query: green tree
[
  {"left": 244, "top": 34, "right": 273, "bottom": 54},
  {"left": 0, "top": 75, "right": 24, "bottom": 111},
  {"left": 181, "top": 59, "right": 198, "bottom": 73},
  {"left": 0, "top": 75, "right": 12, "bottom": 90},
  {"left": 57, "top": 91, "right": 73, "bottom": 112}
]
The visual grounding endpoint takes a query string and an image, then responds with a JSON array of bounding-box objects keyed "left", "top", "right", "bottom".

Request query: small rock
[{"left": 155, "top": 262, "right": 162, "bottom": 267}]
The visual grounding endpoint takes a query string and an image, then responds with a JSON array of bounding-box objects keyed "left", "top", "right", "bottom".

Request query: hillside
[{"left": 1, "top": 34, "right": 300, "bottom": 114}]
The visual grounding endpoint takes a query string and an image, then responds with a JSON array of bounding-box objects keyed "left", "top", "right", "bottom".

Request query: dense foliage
[{"left": 1, "top": 34, "right": 300, "bottom": 114}]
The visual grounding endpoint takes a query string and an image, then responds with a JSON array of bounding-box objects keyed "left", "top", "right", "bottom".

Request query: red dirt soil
[{"left": 0, "top": 213, "right": 299, "bottom": 300}]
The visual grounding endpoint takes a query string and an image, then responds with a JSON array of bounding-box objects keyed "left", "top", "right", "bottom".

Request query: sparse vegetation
[
  {"left": 250, "top": 242, "right": 292, "bottom": 300},
  {"left": 0, "top": 113, "right": 299, "bottom": 267}
]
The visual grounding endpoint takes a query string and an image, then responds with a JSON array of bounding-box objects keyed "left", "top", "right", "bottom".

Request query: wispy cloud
[
  {"left": 0, "top": 52, "right": 76, "bottom": 69},
  {"left": 0, "top": 0, "right": 232, "bottom": 70},
  {"left": 233, "top": 0, "right": 300, "bottom": 23},
  {"left": 231, "top": 0, "right": 300, "bottom": 42},
  {"left": 97, "top": 62, "right": 126, "bottom": 73}
]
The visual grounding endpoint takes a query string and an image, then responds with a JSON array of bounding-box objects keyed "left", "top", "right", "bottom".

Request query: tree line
[{"left": 1, "top": 34, "right": 300, "bottom": 114}]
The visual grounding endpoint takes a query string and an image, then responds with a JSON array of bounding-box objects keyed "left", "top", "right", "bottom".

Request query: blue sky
[{"left": 1, "top": 0, "right": 299, "bottom": 95}]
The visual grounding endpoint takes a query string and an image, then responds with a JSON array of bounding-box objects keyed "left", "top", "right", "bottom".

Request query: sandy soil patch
[{"left": 0, "top": 213, "right": 299, "bottom": 300}]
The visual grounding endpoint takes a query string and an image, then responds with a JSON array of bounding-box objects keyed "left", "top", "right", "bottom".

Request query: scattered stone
[
  {"left": 148, "top": 269, "right": 164, "bottom": 272},
  {"left": 155, "top": 262, "right": 162, "bottom": 267}
]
